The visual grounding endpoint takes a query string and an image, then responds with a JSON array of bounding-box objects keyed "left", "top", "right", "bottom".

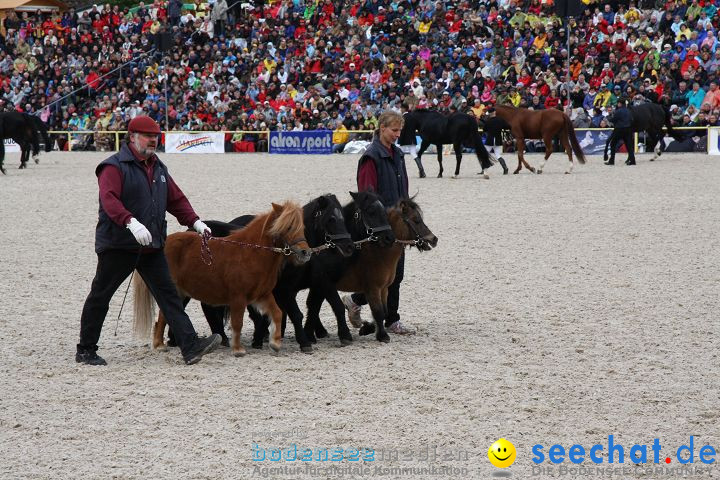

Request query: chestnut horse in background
[
  {"left": 133, "top": 201, "right": 311, "bottom": 357},
  {"left": 494, "top": 105, "right": 586, "bottom": 174}
]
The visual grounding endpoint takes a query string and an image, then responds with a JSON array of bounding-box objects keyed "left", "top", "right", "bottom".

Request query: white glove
[
  {"left": 127, "top": 218, "right": 152, "bottom": 246},
  {"left": 193, "top": 220, "right": 211, "bottom": 236}
]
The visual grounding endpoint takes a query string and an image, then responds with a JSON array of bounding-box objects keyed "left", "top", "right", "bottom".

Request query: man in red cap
[{"left": 77, "top": 115, "right": 220, "bottom": 366}]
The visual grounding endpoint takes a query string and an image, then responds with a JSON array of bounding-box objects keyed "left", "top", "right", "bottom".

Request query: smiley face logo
[{"left": 488, "top": 438, "right": 516, "bottom": 468}]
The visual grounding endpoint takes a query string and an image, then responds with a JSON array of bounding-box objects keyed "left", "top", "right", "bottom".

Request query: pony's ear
[
  {"left": 317, "top": 195, "right": 328, "bottom": 208},
  {"left": 271, "top": 202, "right": 284, "bottom": 214},
  {"left": 349, "top": 191, "right": 358, "bottom": 200}
]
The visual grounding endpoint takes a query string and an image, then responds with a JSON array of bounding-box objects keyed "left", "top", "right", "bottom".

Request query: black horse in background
[
  {"left": 0, "top": 112, "right": 52, "bottom": 174},
  {"left": 603, "top": 103, "right": 680, "bottom": 163},
  {"left": 167, "top": 194, "right": 363, "bottom": 352},
  {"left": 400, "top": 109, "right": 494, "bottom": 178}
]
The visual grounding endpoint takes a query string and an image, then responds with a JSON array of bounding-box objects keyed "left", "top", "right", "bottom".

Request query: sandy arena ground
[{"left": 0, "top": 151, "right": 719, "bottom": 480}]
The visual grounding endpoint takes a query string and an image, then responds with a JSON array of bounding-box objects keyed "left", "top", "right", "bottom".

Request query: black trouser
[
  {"left": 610, "top": 127, "right": 635, "bottom": 162},
  {"left": 351, "top": 252, "right": 404, "bottom": 326},
  {"left": 79, "top": 249, "right": 198, "bottom": 356}
]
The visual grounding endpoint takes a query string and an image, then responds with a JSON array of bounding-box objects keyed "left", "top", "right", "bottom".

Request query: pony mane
[{"left": 268, "top": 201, "right": 305, "bottom": 241}]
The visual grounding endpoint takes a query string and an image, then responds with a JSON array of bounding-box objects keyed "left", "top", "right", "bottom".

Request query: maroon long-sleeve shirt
[
  {"left": 357, "top": 143, "right": 397, "bottom": 191},
  {"left": 97, "top": 143, "right": 199, "bottom": 227}
]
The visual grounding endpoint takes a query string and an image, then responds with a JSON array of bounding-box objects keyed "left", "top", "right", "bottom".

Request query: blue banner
[
  {"left": 269, "top": 130, "right": 333, "bottom": 155},
  {"left": 576, "top": 129, "right": 614, "bottom": 155}
]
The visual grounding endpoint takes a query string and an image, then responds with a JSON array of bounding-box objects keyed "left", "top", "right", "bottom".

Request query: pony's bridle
[
  {"left": 200, "top": 231, "right": 308, "bottom": 265},
  {"left": 352, "top": 202, "right": 392, "bottom": 248},
  {"left": 395, "top": 213, "right": 428, "bottom": 249},
  {"left": 310, "top": 208, "right": 352, "bottom": 254}
]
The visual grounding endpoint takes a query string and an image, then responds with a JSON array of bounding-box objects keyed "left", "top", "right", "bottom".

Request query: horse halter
[
  {"left": 395, "top": 212, "right": 428, "bottom": 249},
  {"left": 280, "top": 237, "right": 309, "bottom": 256},
  {"left": 310, "top": 208, "right": 352, "bottom": 254},
  {"left": 199, "top": 231, "right": 309, "bottom": 266},
  {"left": 352, "top": 201, "right": 392, "bottom": 248}
]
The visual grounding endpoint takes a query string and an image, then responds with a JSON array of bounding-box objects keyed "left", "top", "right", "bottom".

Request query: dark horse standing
[
  {"left": 494, "top": 105, "right": 586, "bottom": 174},
  {"left": 603, "top": 103, "right": 679, "bottom": 163},
  {"left": 400, "top": 109, "right": 494, "bottom": 178},
  {"left": 0, "top": 112, "right": 52, "bottom": 174}
]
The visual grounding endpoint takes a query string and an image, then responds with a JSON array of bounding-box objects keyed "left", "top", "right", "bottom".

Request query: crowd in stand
[{"left": 1, "top": 0, "right": 719, "bottom": 152}]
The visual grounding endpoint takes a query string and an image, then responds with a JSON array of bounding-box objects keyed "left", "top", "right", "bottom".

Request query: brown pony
[
  {"left": 304, "top": 198, "right": 438, "bottom": 343},
  {"left": 494, "top": 104, "right": 586, "bottom": 174},
  {"left": 133, "top": 201, "right": 310, "bottom": 357}
]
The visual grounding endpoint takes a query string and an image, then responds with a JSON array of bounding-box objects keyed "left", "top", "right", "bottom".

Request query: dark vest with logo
[
  {"left": 357, "top": 139, "right": 409, "bottom": 207},
  {"left": 94, "top": 143, "right": 170, "bottom": 253}
]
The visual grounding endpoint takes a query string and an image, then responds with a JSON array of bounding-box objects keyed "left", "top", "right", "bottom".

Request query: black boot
[
  {"left": 76, "top": 344, "right": 107, "bottom": 366},
  {"left": 414, "top": 157, "right": 426, "bottom": 178},
  {"left": 625, "top": 159, "right": 636, "bottom": 165},
  {"left": 498, "top": 157, "right": 508, "bottom": 175},
  {"left": 183, "top": 334, "right": 221, "bottom": 365}
]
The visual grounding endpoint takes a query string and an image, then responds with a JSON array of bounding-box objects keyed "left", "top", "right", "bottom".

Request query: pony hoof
[
  {"left": 220, "top": 337, "right": 230, "bottom": 348},
  {"left": 377, "top": 334, "right": 391, "bottom": 343},
  {"left": 536, "top": 169, "right": 542, "bottom": 174},
  {"left": 513, "top": 170, "right": 520, "bottom": 175},
  {"left": 358, "top": 322, "right": 376, "bottom": 336},
  {"left": 437, "top": 173, "right": 443, "bottom": 178},
  {"left": 0, "top": 167, "right": 5, "bottom": 175},
  {"left": 154, "top": 343, "right": 168, "bottom": 352},
  {"left": 315, "top": 328, "right": 329, "bottom": 339},
  {"left": 451, "top": 174, "right": 459, "bottom": 179},
  {"left": 483, "top": 173, "right": 490, "bottom": 180},
  {"left": 233, "top": 348, "right": 247, "bottom": 357},
  {"left": 269, "top": 341, "right": 281, "bottom": 353},
  {"left": 565, "top": 171, "right": 571, "bottom": 175},
  {"left": 300, "top": 345, "right": 313, "bottom": 354},
  {"left": 340, "top": 337, "right": 353, "bottom": 347},
  {"left": 419, "top": 171, "right": 426, "bottom": 178},
  {"left": 33, "top": 156, "right": 39, "bottom": 164}
]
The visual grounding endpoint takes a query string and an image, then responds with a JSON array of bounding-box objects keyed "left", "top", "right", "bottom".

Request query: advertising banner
[
  {"left": 269, "top": 130, "right": 332, "bottom": 155},
  {"left": 4, "top": 138, "right": 20, "bottom": 153},
  {"left": 165, "top": 132, "right": 225, "bottom": 154},
  {"left": 576, "top": 129, "right": 613, "bottom": 156}
]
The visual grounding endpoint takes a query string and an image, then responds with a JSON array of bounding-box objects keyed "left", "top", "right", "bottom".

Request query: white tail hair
[{"left": 132, "top": 271, "right": 156, "bottom": 339}]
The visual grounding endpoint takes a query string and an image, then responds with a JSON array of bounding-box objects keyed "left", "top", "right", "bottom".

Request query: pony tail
[{"left": 132, "top": 272, "right": 156, "bottom": 339}]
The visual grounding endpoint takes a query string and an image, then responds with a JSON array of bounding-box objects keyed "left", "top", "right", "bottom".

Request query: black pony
[
  {"left": 400, "top": 109, "right": 494, "bottom": 178},
  {"left": 0, "top": 112, "right": 51, "bottom": 174},
  {"left": 169, "top": 194, "right": 361, "bottom": 352},
  {"left": 604, "top": 103, "right": 680, "bottom": 162},
  {"left": 201, "top": 191, "right": 395, "bottom": 350}
]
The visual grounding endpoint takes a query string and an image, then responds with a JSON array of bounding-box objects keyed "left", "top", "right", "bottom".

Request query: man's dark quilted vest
[
  {"left": 94, "top": 143, "right": 169, "bottom": 253},
  {"left": 357, "top": 140, "right": 409, "bottom": 207}
]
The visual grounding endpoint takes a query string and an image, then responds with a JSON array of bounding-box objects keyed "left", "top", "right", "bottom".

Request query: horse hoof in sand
[
  {"left": 300, "top": 345, "right": 314, "bottom": 354},
  {"left": 451, "top": 174, "right": 459, "bottom": 179},
  {"left": 233, "top": 346, "right": 247, "bottom": 357},
  {"left": 33, "top": 155, "right": 39, "bottom": 164}
]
